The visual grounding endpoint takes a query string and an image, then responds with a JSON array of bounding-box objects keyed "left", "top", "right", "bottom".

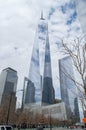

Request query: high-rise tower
[
  {"left": 59, "top": 57, "right": 70, "bottom": 107},
  {"left": 24, "top": 13, "right": 55, "bottom": 107},
  {"left": 59, "top": 56, "right": 80, "bottom": 120},
  {"left": 42, "top": 27, "right": 55, "bottom": 105},
  {"left": 74, "top": 97, "right": 80, "bottom": 122},
  {"left": 24, "top": 79, "right": 35, "bottom": 104},
  {"left": 24, "top": 30, "right": 41, "bottom": 106},
  {"left": 24, "top": 13, "right": 48, "bottom": 107},
  {"left": 0, "top": 67, "right": 18, "bottom": 116}
]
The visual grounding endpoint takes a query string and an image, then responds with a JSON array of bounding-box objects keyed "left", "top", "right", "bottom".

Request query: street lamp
[
  {"left": 63, "top": 113, "right": 66, "bottom": 127},
  {"left": 49, "top": 108, "right": 53, "bottom": 130}
]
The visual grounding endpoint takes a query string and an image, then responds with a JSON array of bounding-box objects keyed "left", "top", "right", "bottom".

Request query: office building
[
  {"left": 0, "top": 67, "right": 18, "bottom": 105},
  {"left": 27, "top": 102, "right": 72, "bottom": 120},
  {"left": 24, "top": 13, "right": 55, "bottom": 108},
  {"left": 74, "top": 97, "right": 80, "bottom": 122},
  {"left": 0, "top": 67, "right": 18, "bottom": 123},
  {"left": 25, "top": 79, "right": 35, "bottom": 104},
  {"left": 24, "top": 14, "right": 47, "bottom": 107},
  {"left": 59, "top": 57, "right": 70, "bottom": 107},
  {"left": 59, "top": 56, "right": 80, "bottom": 120}
]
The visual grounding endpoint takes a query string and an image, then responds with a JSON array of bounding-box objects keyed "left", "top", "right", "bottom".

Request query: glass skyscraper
[
  {"left": 59, "top": 57, "right": 70, "bottom": 107},
  {"left": 59, "top": 56, "right": 80, "bottom": 120},
  {"left": 0, "top": 67, "right": 18, "bottom": 117},
  {"left": 42, "top": 29, "right": 55, "bottom": 105},
  {"left": 24, "top": 14, "right": 55, "bottom": 107}
]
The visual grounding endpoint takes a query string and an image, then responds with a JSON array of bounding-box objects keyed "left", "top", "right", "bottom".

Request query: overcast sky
[{"left": 0, "top": 0, "right": 84, "bottom": 106}]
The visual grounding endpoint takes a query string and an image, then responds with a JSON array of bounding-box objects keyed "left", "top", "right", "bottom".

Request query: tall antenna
[{"left": 40, "top": 11, "right": 45, "bottom": 20}]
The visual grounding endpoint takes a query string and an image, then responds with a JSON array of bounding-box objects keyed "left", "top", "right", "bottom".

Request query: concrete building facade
[{"left": 28, "top": 102, "right": 71, "bottom": 121}]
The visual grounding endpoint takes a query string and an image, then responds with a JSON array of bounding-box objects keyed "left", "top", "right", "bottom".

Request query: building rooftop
[{"left": 3, "top": 67, "right": 17, "bottom": 73}]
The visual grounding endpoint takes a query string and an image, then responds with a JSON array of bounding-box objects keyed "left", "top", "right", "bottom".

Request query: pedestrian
[{"left": 17, "top": 125, "right": 20, "bottom": 130}]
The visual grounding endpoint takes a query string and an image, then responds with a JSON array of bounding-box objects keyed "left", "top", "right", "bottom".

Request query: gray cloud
[{"left": 0, "top": 0, "right": 84, "bottom": 104}]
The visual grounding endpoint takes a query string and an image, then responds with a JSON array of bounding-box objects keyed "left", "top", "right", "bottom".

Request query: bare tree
[{"left": 60, "top": 36, "right": 86, "bottom": 113}]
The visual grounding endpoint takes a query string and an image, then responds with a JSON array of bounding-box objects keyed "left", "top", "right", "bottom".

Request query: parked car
[{"left": 0, "top": 125, "right": 13, "bottom": 130}]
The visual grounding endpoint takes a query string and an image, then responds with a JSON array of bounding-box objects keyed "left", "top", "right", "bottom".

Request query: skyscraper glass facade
[
  {"left": 24, "top": 16, "right": 55, "bottom": 107},
  {"left": 42, "top": 30, "right": 55, "bottom": 105},
  {"left": 0, "top": 67, "right": 18, "bottom": 105},
  {"left": 59, "top": 56, "right": 80, "bottom": 120}
]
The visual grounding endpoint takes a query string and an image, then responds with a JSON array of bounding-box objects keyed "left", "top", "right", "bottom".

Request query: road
[
  {"left": 41, "top": 128, "right": 83, "bottom": 130},
  {"left": 26, "top": 127, "right": 84, "bottom": 130}
]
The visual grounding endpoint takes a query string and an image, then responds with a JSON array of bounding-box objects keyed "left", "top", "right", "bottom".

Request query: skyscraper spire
[{"left": 40, "top": 11, "right": 45, "bottom": 20}]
